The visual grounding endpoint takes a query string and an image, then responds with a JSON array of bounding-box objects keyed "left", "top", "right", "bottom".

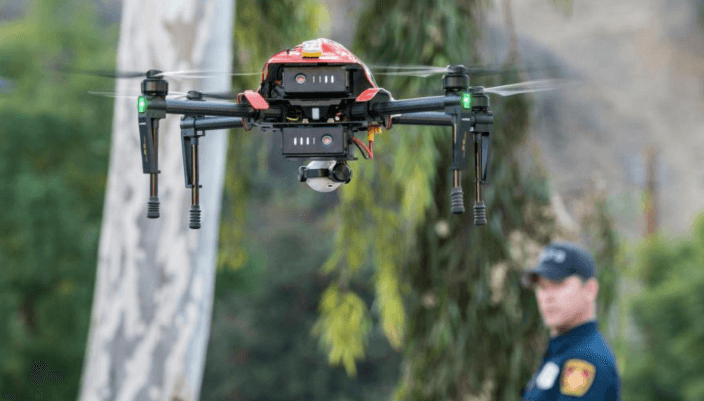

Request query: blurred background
[{"left": 1, "top": 0, "right": 703, "bottom": 400}]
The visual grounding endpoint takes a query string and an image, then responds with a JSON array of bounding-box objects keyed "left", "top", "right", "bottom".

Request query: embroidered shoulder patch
[{"left": 560, "top": 359, "right": 596, "bottom": 397}]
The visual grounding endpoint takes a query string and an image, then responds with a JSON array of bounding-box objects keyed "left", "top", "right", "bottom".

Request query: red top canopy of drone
[{"left": 260, "top": 38, "right": 377, "bottom": 88}]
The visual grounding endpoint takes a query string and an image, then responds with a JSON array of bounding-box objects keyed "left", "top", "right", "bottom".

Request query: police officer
[{"left": 520, "top": 242, "right": 621, "bottom": 400}]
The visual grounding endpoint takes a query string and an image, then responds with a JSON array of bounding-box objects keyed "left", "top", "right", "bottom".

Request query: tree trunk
[{"left": 77, "top": 1, "right": 234, "bottom": 400}]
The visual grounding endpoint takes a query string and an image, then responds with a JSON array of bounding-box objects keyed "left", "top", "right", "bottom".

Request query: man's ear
[{"left": 586, "top": 278, "right": 599, "bottom": 301}]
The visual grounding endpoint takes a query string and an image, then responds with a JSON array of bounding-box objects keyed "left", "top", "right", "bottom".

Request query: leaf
[
  {"left": 375, "top": 261, "right": 406, "bottom": 349},
  {"left": 311, "top": 284, "right": 372, "bottom": 377},
  {"left": 401, "top": 165, "right": 431, "bottom": 226}
]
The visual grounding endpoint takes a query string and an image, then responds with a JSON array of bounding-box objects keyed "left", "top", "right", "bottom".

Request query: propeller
[
  {"left": 87, "top": 89, "right": 240, "bottom": 101},
  {"left": 184, "top": 90, "right": 239, "bottom": 100},
  {"left": 368, "top": 63, "right": 566, "bottom": 79},
  {"left": 58, "top": 67, "right": 260, "bottom": 80},
  {"left": 481, "top": 78, "right": 580, "bottom": 97},
  {"left": 368, "top": 64, "right": 451, "bottom": 77},
  {"left": 87, "top": 90, "right": 188, "bottom": 99}
]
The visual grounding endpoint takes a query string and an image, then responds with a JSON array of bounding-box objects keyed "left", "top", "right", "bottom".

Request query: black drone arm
[
  {"left": 391, "top": 111, "right": 493, "bottom": 127},
  {"left": 391, "top": 112, "right": 452, "bottom": 126},
  {"left": 147, "top": 98, "right": 258, "bottom": 117},
  {"left": 373, "top": 95, "right": 461, "bottom": 115},
  {"left": 350, "top": 95, "right": 461, "bottom": 119},
  {"left": 180, "top": 116, "right": 244, "bottom": 130}
]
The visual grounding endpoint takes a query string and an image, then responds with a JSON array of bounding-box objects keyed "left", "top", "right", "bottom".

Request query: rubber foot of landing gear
[
  {"left": 189, "top": 204, "right": 201, "bottom": 229},
  {"left": 451, "top": 187, "right": 465, "bottom": 214},
  {"left": 147, "top": 196, "right": 160, "bottom": 219},
  {"left": 473, "top": 201, "right": 487, "bottom": 225}
]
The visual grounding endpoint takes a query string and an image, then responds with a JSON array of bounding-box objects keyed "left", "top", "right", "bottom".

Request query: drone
[{"left": 84, "top": 38, "right": 569, "bottom": 229}]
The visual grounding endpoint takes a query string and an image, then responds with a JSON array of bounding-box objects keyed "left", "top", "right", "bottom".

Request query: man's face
[{"left": 534, "top": 275, "right": 596, "bottom": 333}]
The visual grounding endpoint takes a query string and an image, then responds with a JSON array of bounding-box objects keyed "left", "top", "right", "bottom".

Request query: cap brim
[{"left": 520, "top": 265, "right": 569, "bottom": 288}]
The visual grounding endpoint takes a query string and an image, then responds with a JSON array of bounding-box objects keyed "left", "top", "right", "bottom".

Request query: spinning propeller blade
[
  {"left": 86, "top": 89, "right": 241, "bottom": 101},
  {"left": 368, "top": 64, "right": 449, "bottom": 77},
  {"left": 373, "top": 70, "right": 446, "bottom": 77},
  {"left": 186, "top": 90, "right": 240, "bottom": 100},
  {"left": 58, "top": 67, "right": 260, "bottom": 80},
  {"left": 159, "top": 71, "right": 261, "bottom": 79},
  {"left": 60, "top": 68, "right": 153, "bottom": 78},
  {"left": 87, "top": 90, "right": 189, "bottom": 98},
  {"left": 369, "top": 63, "right": 563, "bottom": 79},
  {"left": 482, "top": 78, "right": 579, "bottom": 97},
  {"left": 367, "top": 64, "right": 448, "bottom": 70}
]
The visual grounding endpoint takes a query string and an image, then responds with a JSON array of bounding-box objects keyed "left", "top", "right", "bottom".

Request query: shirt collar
[{"left": 547, "top": 320, "right": 597, "bottom": 356}]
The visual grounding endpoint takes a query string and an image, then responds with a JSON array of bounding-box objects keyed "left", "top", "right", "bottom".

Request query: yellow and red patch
[{"left": 560, "top": 359, "right": 596, "bottom": 397}]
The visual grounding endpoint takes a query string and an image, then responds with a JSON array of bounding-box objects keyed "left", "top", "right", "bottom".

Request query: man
[{"left": 519, "top": 242, "right": 621, "bottom": 400}]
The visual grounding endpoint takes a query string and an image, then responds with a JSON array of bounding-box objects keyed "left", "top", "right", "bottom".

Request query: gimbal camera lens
[{"left": 332, "top": 162, "right": 351, "bottom": 183}]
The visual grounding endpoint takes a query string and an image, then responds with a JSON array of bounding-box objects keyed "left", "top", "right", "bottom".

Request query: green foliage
[
  {"left": 0, "top": 0, "right": 118, "bottom": 399},
  {"left": 581, "top": 194, "right": 621, "bottom": 334},
  {"left": 311, "top": 283, "right": 373, "bottom": 375},
  {"left": 620, "top": 213, "right": 704, "bottom": 401},
  {"left": 203, "top": 207, "right": 403, "bottom": 401}
]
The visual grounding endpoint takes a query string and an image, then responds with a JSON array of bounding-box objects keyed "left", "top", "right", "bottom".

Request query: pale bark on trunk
[{"left": 78, "top": 1, "right": 234, "bottom": 400}]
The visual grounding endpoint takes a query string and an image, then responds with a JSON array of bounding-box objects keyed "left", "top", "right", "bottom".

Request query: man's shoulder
[
  {"left": 554, "top": 331, "right": 621, "bottom": 399},
  {"left": 564, "top": 330, "right": 619, "bottom": 374}
]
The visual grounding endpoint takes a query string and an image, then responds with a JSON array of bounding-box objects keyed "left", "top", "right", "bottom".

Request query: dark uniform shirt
[{"left": 521, "top": 320, "right": 620, "bottom": 400}]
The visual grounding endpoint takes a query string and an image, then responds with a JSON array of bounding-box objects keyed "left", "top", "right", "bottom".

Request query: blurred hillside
[{"left": 482, "top": 0, "right": 704, "bottom": 241}]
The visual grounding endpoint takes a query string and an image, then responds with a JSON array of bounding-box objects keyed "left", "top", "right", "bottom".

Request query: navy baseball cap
[{"left": 521, "top": 242, "right": 596, "bottom": 288}]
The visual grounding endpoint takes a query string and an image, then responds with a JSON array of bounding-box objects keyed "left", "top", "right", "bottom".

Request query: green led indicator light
[
  {"left": 461, "top": 93, "right": 471, "bottom": 109},
  {"left": 138, "top": 96, "right": 148, "bottom": 113}
]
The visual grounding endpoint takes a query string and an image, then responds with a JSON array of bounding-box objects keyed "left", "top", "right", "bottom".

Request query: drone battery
[
  {"left": 282, "top": 126, "right": 346, "bottom": 157},
  {"left": 283, "top": 66, "right": 347, "bottom": 94}
]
